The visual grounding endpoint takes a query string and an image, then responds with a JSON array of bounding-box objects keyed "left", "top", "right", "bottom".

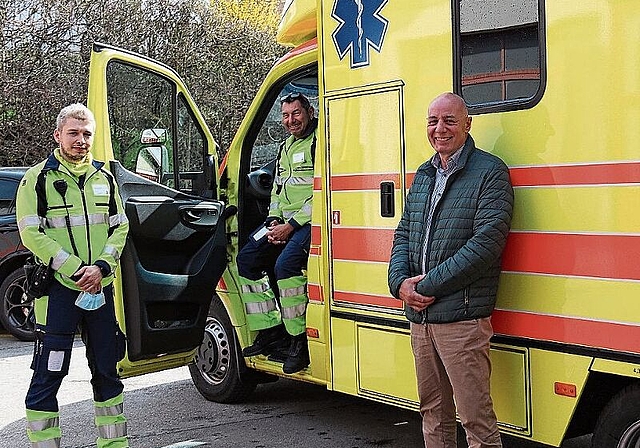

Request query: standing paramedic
[
  {"left": 388, "top": 93, "right": 513, "bottom": 448},
  {"left": 17, "top": 103, "right": 130, "bottom": 448},
  {"left": 237, "top": 92, "right": 317, "bottom": 374}
]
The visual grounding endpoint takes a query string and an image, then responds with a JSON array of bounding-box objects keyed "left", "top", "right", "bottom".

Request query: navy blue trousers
[
  {"left": 236, "top": 223, "right": 311, "bottom": 295},
  {"left": 25, "top": 281, "right": 125, "bottom": 411}
]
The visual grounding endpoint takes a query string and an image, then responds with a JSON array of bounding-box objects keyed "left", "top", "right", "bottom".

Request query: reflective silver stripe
[
  {"left": 282, "top": 302, "right": 307, "bottom": 320},
  {"left": 97, "top": 421, "right": 127, "bottom": 439},
  {"left": 103, "top": 245, "right": 120, "bottom": 261},
  {"left": 87, "top": 213, "right": 109, "bottom": 225},
  {"left": 280, "top": 285, "right": 306, "bottom": 298},
  {"left": 286, "top": 176, "right": 314, "bottom": 185},
  {"left": 51, "top": 250, "right": 70, "bottom": 270},
  {"left": 269, "top": 201, "right": 280, "bottom": 212},
  {"left": 46, "top": 213, "right": 108, "bottom": 229},
  {"left": 245, "top": 299, "right": 277, "bottom": 315},
  {"left": 300, "top": 203, "right": 312, "bottom": 216},
  {"left": 31, "top": 438, "right": 60, "bottom": 448},
  {"left": 18, "top": 215, "right": 43, "bottom": 231},
  {"left": 274, "top": 176, "right": 285, "bottom": 185},
  {"left": 241, "top": 282, "right": 270, "bottom": 294},
  {"left": 110, "top": 213, "right": 128, "bottom": 226},
  {"left": 95, "top": 403, "right": 123, "bottom": 417},
  {"left": 27, "top": 416, "right": 59, "bottom": 432}
]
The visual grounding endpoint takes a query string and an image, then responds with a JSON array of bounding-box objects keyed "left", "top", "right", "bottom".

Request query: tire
[
  {"left": 0, "top": 268, "right": 36, "bottom": 341},
  {"left": 592, "top": 382, "right": 640, "bottom": 448},
  {"left": 188, "top": 297, "right": 257, "bottom": 403}
]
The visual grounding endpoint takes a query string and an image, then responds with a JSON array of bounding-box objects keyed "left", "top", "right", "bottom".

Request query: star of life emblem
[{"left": 331, "top": 0, "right": 389, "bottom": 68}]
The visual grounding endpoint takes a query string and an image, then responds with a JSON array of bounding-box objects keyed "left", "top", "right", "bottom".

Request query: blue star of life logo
[{"left": 331, "top": 0, "right": 389, "bottom": 69}]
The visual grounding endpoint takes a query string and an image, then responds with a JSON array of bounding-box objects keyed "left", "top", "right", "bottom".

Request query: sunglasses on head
[{"left": 280, "top": 92, "right": 303, "bottom": 104}]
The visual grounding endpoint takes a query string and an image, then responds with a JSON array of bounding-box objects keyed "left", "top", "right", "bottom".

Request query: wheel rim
[
  {"left": 193, "top": 317, "right": 231, "bottom": 386},
  {"left": 619, "top": 420, "right": 640, "bottom": 448},
  {"left": 3, "top": 275, "right": 34, "bottom": 334}
]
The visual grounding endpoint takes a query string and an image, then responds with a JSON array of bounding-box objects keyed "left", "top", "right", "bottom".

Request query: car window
[{"left": 0, "top": 179, "right": 19, "bottom": 216}]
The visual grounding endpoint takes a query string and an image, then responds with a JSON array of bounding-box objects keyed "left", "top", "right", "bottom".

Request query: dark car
[{"left": 0, "top": 167, "right": 34, "bottom": 341}]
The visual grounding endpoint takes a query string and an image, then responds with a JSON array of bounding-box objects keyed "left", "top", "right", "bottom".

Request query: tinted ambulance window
[{"left": 454, "top": 0, "right": 545, "bottom": 112}]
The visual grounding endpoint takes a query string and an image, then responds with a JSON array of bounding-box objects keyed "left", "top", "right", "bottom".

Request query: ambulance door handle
[{"left": 380, "top": 181, "right": 395, "bottom": 218}]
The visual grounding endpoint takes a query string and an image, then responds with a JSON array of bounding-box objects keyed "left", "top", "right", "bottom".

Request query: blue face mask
[{"left": 75, "top": 290, "right": 106, "bottom": 311}]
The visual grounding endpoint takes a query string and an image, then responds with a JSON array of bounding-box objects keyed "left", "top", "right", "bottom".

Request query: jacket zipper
[
  {"left": 77, "top": 173, "right": 92, "bottom": 263},
  {"left": 464, "top": 287, "right": 469, "bottom": 316}
]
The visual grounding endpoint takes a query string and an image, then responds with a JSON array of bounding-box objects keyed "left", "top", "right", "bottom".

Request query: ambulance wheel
[
  {"left": 0, "top": 268, "right": 35, "bottom": 342},
  {"left": 592, "top": 382, "right": 640, "bottom": 448},
  {"left": 189, "top": 297, "right": 257, "bottom": 403}
]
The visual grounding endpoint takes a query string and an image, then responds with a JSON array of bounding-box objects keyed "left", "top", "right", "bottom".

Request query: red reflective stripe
[
  {"left": 308, "top": 283, "right": 323, "bottom": 302},
  {"left": 330, "top": 174, "right": 401, "bottom": 191},
  {"left": 492, "top": 309, "right": 640, "bottom": 355},
  {"left": 312, "top": 225, "right": 321, "bottom": 246},
  {"left": 503, "top": 232, "right": 640, "bottom": 280},
  {"left": 333, "top": 290, "right": 402, "bottom": 309},
  {"left": 509, "top": 162, "right": 640, "bottom": 187},
  {"left": 331, "top": 228, "right": 394, "bottom": 263}
]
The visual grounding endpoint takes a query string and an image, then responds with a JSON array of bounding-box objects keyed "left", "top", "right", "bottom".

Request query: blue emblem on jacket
[{"left": 331, "top": 0, "right": 389, "bottom": 68}]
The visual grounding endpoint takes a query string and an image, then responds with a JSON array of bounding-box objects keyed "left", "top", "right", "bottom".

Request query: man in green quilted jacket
[{"left": 388, "top": 93, "right": 513, "bottom": 448}]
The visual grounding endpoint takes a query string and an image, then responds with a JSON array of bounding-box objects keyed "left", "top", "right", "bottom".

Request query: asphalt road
[{"left": 0, "top": 334, "right": 591, "bottom": 448}]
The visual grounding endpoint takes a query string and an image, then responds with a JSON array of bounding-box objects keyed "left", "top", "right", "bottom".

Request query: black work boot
[
  {"left": 242, "top": 324, "right": 288, "bottom": 357},
  {"left": 283, "top": 333, "right": 310, "bottom": 374}
]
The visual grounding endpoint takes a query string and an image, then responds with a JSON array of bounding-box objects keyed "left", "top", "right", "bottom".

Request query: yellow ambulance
[{"left": 86, "top": 0, "right": 640, "bottom": 446}]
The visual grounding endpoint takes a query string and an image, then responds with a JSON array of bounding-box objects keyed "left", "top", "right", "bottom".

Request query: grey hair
[{"left": 56, "top": 103, "right": 96, "bottom": 130}]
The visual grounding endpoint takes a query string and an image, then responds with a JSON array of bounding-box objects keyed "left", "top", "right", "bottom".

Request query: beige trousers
[{"left": 410, "top": 318, "right": 502, "bottom": 448}]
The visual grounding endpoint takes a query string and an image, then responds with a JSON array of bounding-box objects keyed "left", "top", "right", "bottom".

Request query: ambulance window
[
  {"left": 251, "top": 82, "right": 319, "bottom": 169},
  {"left": 176, "top": 94, "right": 206, "bottom": 193},
  {"left": 106, "top": 61, "right": 175, "bottom": 187},
  {"left": 454, "top": 0, "right": 545, "bottom": 112}
]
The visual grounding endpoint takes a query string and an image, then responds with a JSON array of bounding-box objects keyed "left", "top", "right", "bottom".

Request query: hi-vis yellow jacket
[
  {"left": 16, "top": 152, "right": 129, "bottom": 291},
  {"left": 268, "top": 119, "right": 317, "bottom": 228}
]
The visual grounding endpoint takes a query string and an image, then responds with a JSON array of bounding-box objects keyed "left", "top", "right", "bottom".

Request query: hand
[
  {"left": 398, "top": 275, "right": 435, "bottom": 312},
  {"left": 73, "top": 265, "right": 103, "bottom": 293},
  {"left": 267, "top": 222, "right": 294, "bottom": 245}
]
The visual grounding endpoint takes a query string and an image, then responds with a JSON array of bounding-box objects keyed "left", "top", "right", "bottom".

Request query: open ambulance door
[{"left": 87, "top": 43, "right": 227, "bottom": 376}]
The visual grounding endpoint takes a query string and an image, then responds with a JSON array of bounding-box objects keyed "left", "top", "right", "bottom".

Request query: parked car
[{"left": 0, "top": 167, "right": 34, "bottom": 341}]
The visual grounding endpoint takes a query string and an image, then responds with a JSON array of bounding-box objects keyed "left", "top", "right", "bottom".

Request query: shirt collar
[{"left": 431, "top": 145, "right": 464, "bottom": 173}]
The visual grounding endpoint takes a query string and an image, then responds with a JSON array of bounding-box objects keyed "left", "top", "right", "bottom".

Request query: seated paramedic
[{"left": 236, "top": 92, "right": 317, "bottom": 374}]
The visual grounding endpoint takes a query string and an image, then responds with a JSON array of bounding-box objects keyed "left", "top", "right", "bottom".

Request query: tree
[{"left": 0, "top": 0, "right": 285, "bottom": 166}]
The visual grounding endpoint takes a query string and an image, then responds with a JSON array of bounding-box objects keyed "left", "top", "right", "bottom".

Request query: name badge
[
  {"left": 93, "top": 184, "right": 110, "bottom": 196},
  {"left": 293, "top": 152, "right": 305, "bottom": 164}
]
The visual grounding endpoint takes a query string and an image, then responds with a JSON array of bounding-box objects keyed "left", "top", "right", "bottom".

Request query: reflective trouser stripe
[
  {"left": 239, "top": 275, "right": 281, "bottom": 331},
  {"left": 278, "top": 275, "right": 308, "bottom": 336},
  {"left": 26, "top": 409, "right": 61, "bottom": 448},
  {"left": 95, "top": 394, "right": 128, "bottom": 448}
]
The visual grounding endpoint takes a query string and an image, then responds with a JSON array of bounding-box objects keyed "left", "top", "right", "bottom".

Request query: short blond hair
[{"left": 56, "top": 103, "right": 95, "bottom": 131}]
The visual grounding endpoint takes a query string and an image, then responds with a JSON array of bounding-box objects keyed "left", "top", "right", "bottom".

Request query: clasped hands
[
  {"left": 398, "top": 274, "right": 435, "bottom": 312},
  {"left": 267, "top": 221, "right": 294, "bottom": 245}
]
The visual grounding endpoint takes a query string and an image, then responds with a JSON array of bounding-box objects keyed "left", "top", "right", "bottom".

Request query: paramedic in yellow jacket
[
  {"left": 16, "top": 104, "right": 130, "bottom": 448},
  {"left": 237, "top": 92, "right": 317, "bottom": 374}
]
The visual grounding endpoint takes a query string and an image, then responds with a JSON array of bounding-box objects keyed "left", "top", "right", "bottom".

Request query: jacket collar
[{"left": 425, "top": 135, "right": 476, "bottom": 175}]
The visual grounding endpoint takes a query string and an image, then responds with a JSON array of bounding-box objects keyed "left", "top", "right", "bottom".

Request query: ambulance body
[{"left": 86, "top": 0, "right": 640, "bottom": 446}]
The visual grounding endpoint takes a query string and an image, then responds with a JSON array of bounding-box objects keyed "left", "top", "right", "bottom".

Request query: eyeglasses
[{"left": 280, "top": 92, "right": 302, "bottom": 104}]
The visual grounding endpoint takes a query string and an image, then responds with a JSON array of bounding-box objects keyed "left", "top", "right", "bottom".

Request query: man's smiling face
[{"left": 426, "top": 93, "right": 471, "bottom": 162}]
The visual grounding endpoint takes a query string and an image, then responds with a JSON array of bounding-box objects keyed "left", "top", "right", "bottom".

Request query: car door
[{"left": 87, "top": 43, "right": 228, "bottom": 375}]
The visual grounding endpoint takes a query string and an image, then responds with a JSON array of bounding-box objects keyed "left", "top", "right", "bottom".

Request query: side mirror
[
  {"left": 135, "top": 146, "right": 163, "bottom": 182},
  {"left": 136, "top": 129, "right": 170, "bottom": 183}
]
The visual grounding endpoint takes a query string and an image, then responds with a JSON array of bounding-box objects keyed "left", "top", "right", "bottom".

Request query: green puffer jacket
[
  {"left": 16, "top": 152, "right": 129, "bottom": 291},
  {"left": 388, "top": 136, "right": 513, "bottom": 324}
]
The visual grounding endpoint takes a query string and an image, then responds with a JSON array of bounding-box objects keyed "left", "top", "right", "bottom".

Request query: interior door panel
[{"left": 111, "top": 161, "right": 226, "bottom": 361}]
